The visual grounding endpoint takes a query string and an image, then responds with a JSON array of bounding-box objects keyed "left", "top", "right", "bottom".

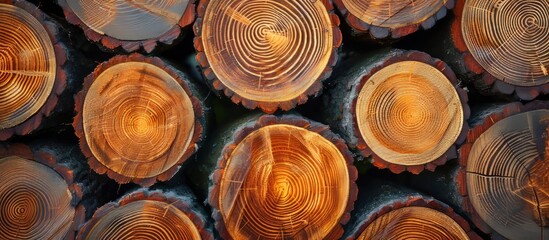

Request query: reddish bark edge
[
  {"left": 57, "top": 0, "right": 196, "bottom": 53},
  {"left": 451, "top": 0, "right": 548, "bottom": 99},
  {"left": 350, "top": 50, "right": 470, "bottom": 174},
  {"left": 76, "top": 189, "right": 214, "bottom": 240},
  {"left": 345, "top": 197, "right": 481, "bottom": 240},
  {"left": 73, "top": 53, "right": 206, "bottom": 187},
  {"left": 0, "top": 142, "right": 85, "bottom": 239},
  {"left": 334, "top": 0, "right": 455, "bottom": 39},
  {"left": 0, "top": 0, "right": 69, "bottom": 141},
  {"left": 457, "top": 100, "right": 549, "bottom": 235},
  {"left": 193, "top": 0, "right": 342, "bottom": 113},
  {"left": 208, "top": 114, "right": 359, "bottom": 240}
]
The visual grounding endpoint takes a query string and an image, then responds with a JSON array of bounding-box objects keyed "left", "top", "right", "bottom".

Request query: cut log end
[
  {"left": 0, "top": 3, "right": 56, "bottom": 130},
  {"left": 358, "top": 206, "right": 470, "bottom": 240},
  {"left": 76, "top": 54, "right": 202, "bottom": 185},
  {"left": 464, "top": 109, "right": 549, "bottom": 239},
  {"left": 0, "top": 156, "right": 75, "bottom": 240},
  {"left": 212, "top": 116, "right": 357, "bottom": 239},
  {"left": 197, "top": 0, "right": 339, "bottom": 112},
  {"left": 355, "top": 60, "right": 464, "bottom": 168},
  {"left": 461, "top": 0, "right": 549, "bottom": 86}
]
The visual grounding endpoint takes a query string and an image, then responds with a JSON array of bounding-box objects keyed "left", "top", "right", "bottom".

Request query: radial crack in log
[
  {"left": 194, "top": 0, "right": 341, "bottom": 113},
  {"left": 74, "top": 54, "right": 206, "bottom": 186}
]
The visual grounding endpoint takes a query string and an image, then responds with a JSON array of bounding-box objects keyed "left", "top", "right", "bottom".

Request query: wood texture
[
  {"left": 77, "top": 188, "right": 214, "bottom": 240},
  {"left": 194, "top": 0, "right": 341, "bottom": 113},
  {"left": 0, "top": 1, "right": 70, "bottom": 140},
  {"left": 58, "top": 0, "right": 197, "bottom": 53},
  {"left": 325, "top": 49, "right": 469, "bottom": 174},
  {"left": 74, "top": 53, "right": 206, "bottom": 186},
  {"left": 0, "top": 142, "right": 86, "bottom": 240},
  {"left": 458, "top": 101, "right": 549, "bottom": 239},
  {"left": 334, "top": 0, "right": 454, "bottom": 39},
  {"left": 208, "top": 114, "right": 358, "bottom": 240}
]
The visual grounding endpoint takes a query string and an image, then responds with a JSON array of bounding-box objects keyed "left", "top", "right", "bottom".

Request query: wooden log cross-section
[
  {"left": 0, "top": 1, "right": 73, "bottom": 140},
  {"left": 58, "top": 0, "right": 196, "bottom": 53},
  {"left": 204, "top": 115, "right": 358, "bottom": 240},
  {"left": 74, "top": 54, "right": 207, "bottom": 186},
  {"left": 77, "top": 188, "right": 214, "bottom": 240},
  {"left": 450, "top": 0, "right": 549, "bottom": 99},
  {"left": 458, "top": 101, "right": 549, "bottom": 239},
  {"left": 0, "top": 142, "right": 88, "bottom": 240},
  {"left": 194, "top": 0, "right": 341, "bottom": 113},
  {"left": 325, "top": 49, "right": 469, "bottom": 174},
  {"left": 334, "top": 0, "right": 455, "bottom": 39}
]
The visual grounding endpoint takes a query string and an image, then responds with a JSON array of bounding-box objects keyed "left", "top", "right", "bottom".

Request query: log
[
  {"left": 0, "top": 0, "right": 81, "bottom": 141},
  {"left": 334, "top": 0, "right": 455, "bottom": 39},
  {"left": 324, "top": 49, "right": 469, "bottom": 174},
  {"left": 194, "top": 0, "right": 341, "bottom": 113},
  {"left": 447, "top": 0, "right": 549, "bottom": 99},
  {"left": 190, "top": 114, "right": 358, "bottom": 239},
  {"left": 457, "top": 101, "right": 549, "bottom": 239},
  {"left": 0, "top": 141, "right": 96, "bottom": 239},
  {"left": 73, "top": 53, "right": 208, "bottom": 187},
  {"left": 343, "top": 177, "right": 480, "bottom": 240},
  {"left": 57, "top": 0, "right": 197, "bottom": 53},
  {"left": 76, "top": 187, "right": 214, "bottom": 240}
]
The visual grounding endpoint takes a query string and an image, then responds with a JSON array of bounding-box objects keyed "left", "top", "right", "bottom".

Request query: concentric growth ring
[
  {"left": 355, "top": 61, "right": 463, "bottom": 167},
  {"left": 0, "top": 4, "right": 56, "bottom": 130},
  {"left": 465, "top": 109, "right": 549, "bottom": 239},
  {"left": 358, "top": 207, "right": 470, "bottom": 240},
  {"left": 200, "top": 0, "right": 335, "bottom": 109},
  {"left": 82, "top": 200, "right": 201, "bottom": 240},
  {"left": 66, "top": 0, "right": 190, "bottom": 41},
  {"left": 341, "top": 0, "right": 448, "bottom": 28},
  {"left": 79, "top": 56, "right": 198, "bottom": 185},
  {"left": 216, "top": 123, "right": 353, "bottom": 239},
  {"left": 462, "top": 0, "right": 549, "bottom": 86},
  {"left": 0, "top": 156, "right": 74, "bottom": 240}
]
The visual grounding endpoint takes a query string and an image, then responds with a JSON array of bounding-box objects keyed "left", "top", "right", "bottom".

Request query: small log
[
  {"left": 0, "top": 141, "right": 96, "bottom": 239},
  {"left": 447, "top": 0, "right": 549, "bottom": 99},
  {"left": 0, "top": 0, "right": 83, "bottom": 141},
  {"left": 334, "top": 0, "right": 455, "bottom": 39},
  {"left": 189, "top": 114, "right": 358, "bottom": 240},
  {"left": 343, "top": 177, "right": 480, "bottom": 240},
  {"left": 324, "top": 49, "right": 469, "bottom": 174},
  {"left": 57, "top": 0, "right": 196, "bottom": 53},
  {"left": 73, "top": 53, "right": 208, "bottom": 187},
  {"left": 77, "top": 187, "right": 214, "bottom": 240},
  {"left": 194, "top": 0, "right": 342, "bottom": 113},
  {"left": 458, "top": 101, "right": 549, "bottom": 239}
]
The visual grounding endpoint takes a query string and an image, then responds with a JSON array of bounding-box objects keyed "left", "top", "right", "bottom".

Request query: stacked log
[
  {"left": 194, "top": 0, "right": 341, "bottom": 112},
  {"left": 0, "top": 0, "right": 77, "bottom": 140},
  {"left": 58, "top": 0, "right": 197, "bottom": 53},
  {"left": 195, "top": 114, "right": 358, "bottom": 239},
  {"left": 73, "top": 53, "right": 207, "bottom": 186},
  {"left": 334, "top": 0, "right": 455, "bottom": 39},
  {"left": 77, "top": 187, "right": 214, "bottom": 239},
  {"left": 458, "top": 101, "right": 549, "bottom": 239},
  {"left": 325, "top": 49, "right": 469, "bottom": 174}
]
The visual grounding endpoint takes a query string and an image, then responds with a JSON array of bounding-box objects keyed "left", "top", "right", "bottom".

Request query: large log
[
  {"left": 0, "top": 140, "right": 100, "bottom": 239},
  {"left": 457, "top": 101, "right": 549, "bottom": 239},
  {"left": 77, "top": 187, "right": 214, "bottom": 239},
  {"left": 343, "top": 177, "right": 480, "bottom": 240},
  {"left": 334, "top": 0, "right": 454, "bottom": 39},
  {"left": 74, "top": 53, "right": 208, "bottom": 187},
  {"left": 324, "top": 49, "right": 469, "bottom": 174},
  {"left": 187, "top": 114, "right": 357, "bottom": 239},
  {"left": 57, "top": 0, "right": 196, "bottom": 53},
  {"left": 194, "top": 0, "right": 341, "bottom": 113},
  {"left": 0, "top": 0, "right": 84, "bottom": 140}
]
